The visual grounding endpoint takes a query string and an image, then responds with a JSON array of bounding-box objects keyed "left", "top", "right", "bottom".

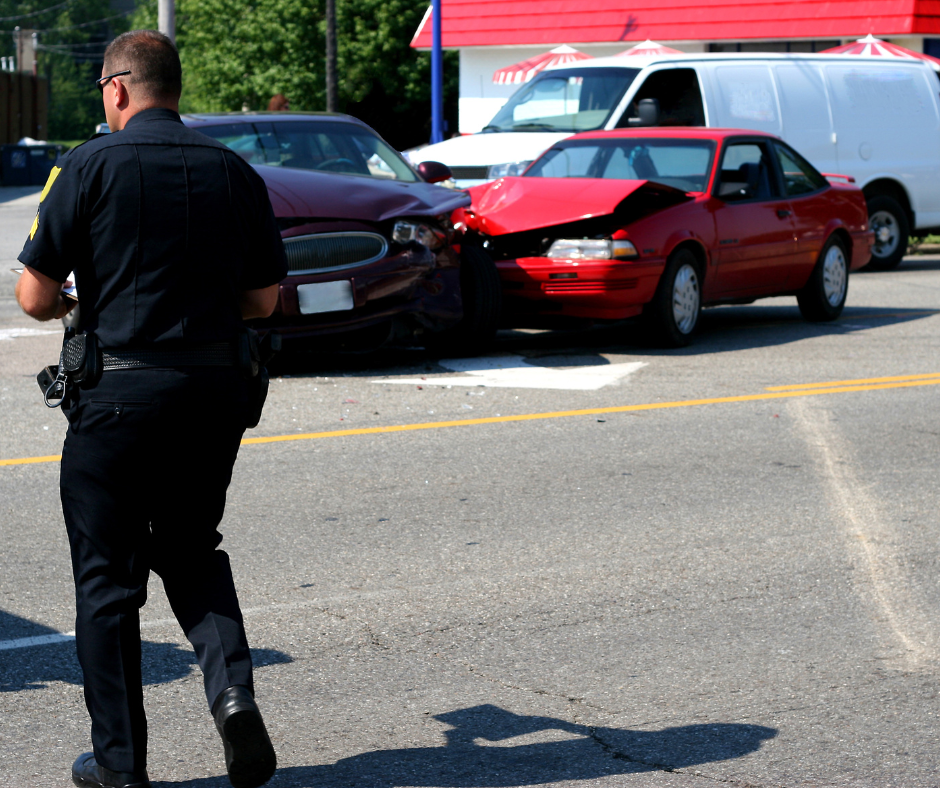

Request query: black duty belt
[{"left": 102, "top": 343, "right": 237, "bottom": 370}]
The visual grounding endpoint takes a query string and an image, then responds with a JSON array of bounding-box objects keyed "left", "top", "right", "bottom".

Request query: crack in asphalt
[{"left": 589, "top": 727, "right": 784, "bottom": 788}]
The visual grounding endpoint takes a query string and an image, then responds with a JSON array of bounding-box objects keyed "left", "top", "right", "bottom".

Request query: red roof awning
[
  {"left": 492, "top": 45, "right": 592, "bottom": 84},
  {"left": 412, "top": 0, "right": 940, "bottom": 49},
  {"left": 820, "top": 34, "right": 940, "bottom": 70},
  {"left": 615, "top": 39, "right": 684, "bottom": 57}
]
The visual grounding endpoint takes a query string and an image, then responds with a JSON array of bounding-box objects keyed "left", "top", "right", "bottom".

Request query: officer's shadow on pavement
[
  {"left": 156, "top": 703, "right": 777, "bottom": 787},
  {"left": 0, "top": 608, "right": 291, "bottom": 692}
]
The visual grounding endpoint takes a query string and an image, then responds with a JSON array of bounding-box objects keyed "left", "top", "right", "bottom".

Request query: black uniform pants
[{"left": 60, "top": 367, "right": 254, "bottom": 775}]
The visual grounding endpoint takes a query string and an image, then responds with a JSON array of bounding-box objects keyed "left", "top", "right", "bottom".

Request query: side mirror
[
  {"left": 628, "top": 98, "right": 661, "bottom": 127},
  {"left": 417, "top": 160, "right": 452, "bottom": 184}
]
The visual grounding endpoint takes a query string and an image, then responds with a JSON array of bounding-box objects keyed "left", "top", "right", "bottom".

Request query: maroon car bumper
[{"left": 252, "top": 244, "right": 462, "bottom": 341}]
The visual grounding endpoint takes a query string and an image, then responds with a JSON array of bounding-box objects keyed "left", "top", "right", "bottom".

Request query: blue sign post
[{"left": 431, "top": 0, "right": 444, "bottom": 144}]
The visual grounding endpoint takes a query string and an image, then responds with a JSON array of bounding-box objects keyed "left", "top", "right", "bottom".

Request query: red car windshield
[{"left": 526, "top": 137, "right": 716, "bottom": 193}]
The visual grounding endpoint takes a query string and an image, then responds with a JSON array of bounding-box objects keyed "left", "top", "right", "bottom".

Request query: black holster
[{"left": 37, "top": 329, "right": 102, "bottom": 409}]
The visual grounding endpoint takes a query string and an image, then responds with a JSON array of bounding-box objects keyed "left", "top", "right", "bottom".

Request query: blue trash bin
[
  {"left": 1, "top": 144, "right": 62, "bottom": 187},
  {"left": 1, "top": 145, "right": 32, "bottom": 186},
  {"left": 28, "top": 145, "right": 62, "bottom": 186}
]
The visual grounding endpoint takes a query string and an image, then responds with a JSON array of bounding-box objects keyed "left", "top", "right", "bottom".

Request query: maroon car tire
[
  {"left": 426, "top": 245, "right": 502, "bottom": 356},
  {"left": 797, "top": 235, "right": 848, "bottom": 322},
  {"left": 643, "top": 247, "right": 702, "bottom": 348}
]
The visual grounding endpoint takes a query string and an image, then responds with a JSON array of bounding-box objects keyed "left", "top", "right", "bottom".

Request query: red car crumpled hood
[
  {"left": 256, "top": 164, "right": 470, "bottom": 221},
  {"left": 462, "top": 177, "right": 691, "bottom": 236}
]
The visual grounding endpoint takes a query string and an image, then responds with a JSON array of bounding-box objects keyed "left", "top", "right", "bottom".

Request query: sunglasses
[{"left": 95, "top": 69, "right": 131, "bottom": 93}]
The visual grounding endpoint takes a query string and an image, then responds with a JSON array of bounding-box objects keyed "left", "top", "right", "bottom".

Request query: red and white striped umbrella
[
  {"left": 615, "top": 39, "right": 683, "bottom": 57},
  {"left": 820, "top": 34, "right": 940, "bottom": 70},
  {"left": 492, "top": 45, "right": 592, "bottom": 85}
]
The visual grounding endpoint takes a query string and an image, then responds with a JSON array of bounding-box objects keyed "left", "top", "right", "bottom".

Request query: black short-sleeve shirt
[{"left": 19, "top": 107, "right": 288, "bottom": 348}]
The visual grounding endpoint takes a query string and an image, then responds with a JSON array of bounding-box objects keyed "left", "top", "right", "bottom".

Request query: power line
[
  {"left": 0, "top": 10, "right": 132, "bottom": 35},
  {"left": 0, "top": 1, "right": 71, "bottom": 23},
  {"left": 37, "top": 40, "right": 108, "bottom": 50}
]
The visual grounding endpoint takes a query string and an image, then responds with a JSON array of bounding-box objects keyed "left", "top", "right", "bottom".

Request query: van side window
[
  {"left": 616, "top": 69, "right": 705, "bottom": 127},
  {"left": 717, "top": 142, "right": 778, "bottom": 201},
  {"left": 773, "top": 143, "right": 828, "bottom": 196}
]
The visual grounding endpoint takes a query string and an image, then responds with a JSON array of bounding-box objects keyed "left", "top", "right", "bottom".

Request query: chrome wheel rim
[
  {"left": 822, "top": 244, "right": 847, "bottom": 306},
  {"left": 870, "top": 210, "right": 899, "bottom": 259},
  {"left": 672, "top": 263, "right": 700, "bottom": 334}
]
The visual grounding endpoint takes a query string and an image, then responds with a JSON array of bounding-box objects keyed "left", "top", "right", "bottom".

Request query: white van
[{"left": 416, "top": 53, "right": 940, "bottom": 269}]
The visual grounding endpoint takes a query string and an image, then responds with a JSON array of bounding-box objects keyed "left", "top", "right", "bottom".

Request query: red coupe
[{"left": 455, "top": 128, "right": 875, "bottom": 346}]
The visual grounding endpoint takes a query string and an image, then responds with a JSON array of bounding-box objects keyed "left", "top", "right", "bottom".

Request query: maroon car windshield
[
  {"left": 526, "top": 138, "right": 716, "bottom": 193},
  {"left": 197, "top": 120, "right": 419, "bottom": 183}
]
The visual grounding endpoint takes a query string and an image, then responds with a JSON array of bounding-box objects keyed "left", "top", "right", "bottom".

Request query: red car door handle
[{"left": 777, "top": 208, "right": 792, "bottom": 218}]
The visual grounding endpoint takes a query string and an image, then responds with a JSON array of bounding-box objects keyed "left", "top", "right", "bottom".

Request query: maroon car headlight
[
  {"left": 392, "top": 220, "right": 446, "bottom": 250},
  {"left": 545, "top": 239, "right": 638, "bottom": 260}
]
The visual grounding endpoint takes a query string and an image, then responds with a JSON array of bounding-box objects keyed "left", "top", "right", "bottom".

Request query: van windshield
[{"left": 484, "top": 67, "right": 639, "bottom": 133}]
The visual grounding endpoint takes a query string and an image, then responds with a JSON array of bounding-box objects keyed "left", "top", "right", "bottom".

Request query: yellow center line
[
  {"left": 766, "top": 372, "right": 940, "bottom": 391},
  {"left": 4, "top": 375, "right": 940, "bottom": 468},
  {"left": 0, "top": 454, "right": 63, "bottom": 467}
]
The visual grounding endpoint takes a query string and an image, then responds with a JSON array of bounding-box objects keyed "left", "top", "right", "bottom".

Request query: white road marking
[
  {"left": 0, "top": 632, "right": 74, "bottom": 650},
  {"left": 791, "top": 398, "right": 938, "bottom": 668},
  {"left": 378, "top": 354, "right": 647, "bottom": 391},
  {"left": 0, "top": 327, "right": 59, "bottom": 341}
]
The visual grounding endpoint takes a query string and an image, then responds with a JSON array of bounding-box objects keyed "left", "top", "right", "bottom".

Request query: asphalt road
[{"left": 2, "top": 185, "right": 940, "bottom": 787}]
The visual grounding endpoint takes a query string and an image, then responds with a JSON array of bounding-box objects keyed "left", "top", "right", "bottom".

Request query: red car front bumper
[{"left": 497, "top": 256, "right": 666, "bottom": 321}]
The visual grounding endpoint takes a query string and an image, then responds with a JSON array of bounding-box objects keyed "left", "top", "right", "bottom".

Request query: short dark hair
[{"left": 103, "top": 30, "right": 181, "bottom": 102}]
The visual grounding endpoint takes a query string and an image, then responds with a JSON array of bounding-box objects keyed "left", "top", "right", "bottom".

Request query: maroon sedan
[
  {"left": 182, "top": 112, "right": 500, "bottom": 350},
  {"left": 455, "top": 128, "right": 874, "bottom": 346}
]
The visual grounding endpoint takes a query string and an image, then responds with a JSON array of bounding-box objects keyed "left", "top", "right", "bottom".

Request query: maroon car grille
[{"left": 282, "top": 232, "right": 388, "bottom": 275}]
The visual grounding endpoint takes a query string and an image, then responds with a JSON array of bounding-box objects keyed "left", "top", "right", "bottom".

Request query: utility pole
[
  {"left": 325, "top": 0, "right": 337, "bottom": 112},
  {"left": 158, "top": 0, "right": 175, "bottom": 44},
  {"left": 15, "top": 27, "right": 36, "bottom": 73},
  {"left": 430, "top": 0, "right": 443, "bottom": 143}
]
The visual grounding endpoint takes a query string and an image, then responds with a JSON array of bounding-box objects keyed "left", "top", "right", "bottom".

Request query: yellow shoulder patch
[
  {"left": 28, "top": 212, "right": 38, "bottom": 241},
  {"left": 39, "top": 166, "right": 61, "bottom": 203}
]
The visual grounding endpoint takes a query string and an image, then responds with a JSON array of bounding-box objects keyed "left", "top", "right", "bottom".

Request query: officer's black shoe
[
  {"left": 71, "top": 752, "right": 151, "bottom": 788},
  {"left": 212, "top": 685, "right": 277, "bottom": 788}
]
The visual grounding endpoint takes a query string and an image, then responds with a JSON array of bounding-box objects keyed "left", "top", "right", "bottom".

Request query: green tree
[
  {"left": 132, "top": 0, "right": 457, "bottom": 150},
  {"left": 0, "top": 0, "right": 129, "bottom": 139}
]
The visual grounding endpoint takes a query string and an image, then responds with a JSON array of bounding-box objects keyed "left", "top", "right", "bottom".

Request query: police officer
[{"left": 15, "top": 30, "right": 287, "bottom": 788}]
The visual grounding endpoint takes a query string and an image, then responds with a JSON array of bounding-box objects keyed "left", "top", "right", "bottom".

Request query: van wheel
[
  {"left": 866, "top": 195, "right": 908, "bottom": 270},
  {"left": 425, "top": 245, "right": 502, "bottom": 356},
  {"left": 643, "top": 247, "right": 701, "bottom": 347},
  {"left": 797, "top": 236, "right": 848, "bottom": 322}
]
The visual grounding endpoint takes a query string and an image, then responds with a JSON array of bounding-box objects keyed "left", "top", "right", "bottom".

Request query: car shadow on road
[
  {"left": 268, "top": 303, "right": 938, "bottom": 379},
  {"left": 0, "top": 608, "right": 291, "bottom": 692},
  {"left": 154, "top": 703, "right": 776, "bottom": 787}
]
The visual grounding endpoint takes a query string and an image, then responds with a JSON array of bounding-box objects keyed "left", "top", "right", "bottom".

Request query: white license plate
[{"left": 297, "top": 281, "right": 354, "bottom": 314}]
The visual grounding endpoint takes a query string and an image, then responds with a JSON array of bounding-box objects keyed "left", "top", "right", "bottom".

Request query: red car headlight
[{"left": 545, "top": 238, "right": 638, "bottom": 260}]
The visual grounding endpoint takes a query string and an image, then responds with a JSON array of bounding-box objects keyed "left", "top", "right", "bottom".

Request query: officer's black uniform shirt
[{"left": 19, "top": 107, "right": 288, "bottom": 348}]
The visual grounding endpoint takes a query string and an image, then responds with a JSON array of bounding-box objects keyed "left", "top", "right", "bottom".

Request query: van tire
[
  {"left": 425, "top": 245, "right": 502, "bottom": 356},
  {"left": 797, "top": 235, "right": 848, "bottom": 322},
  {"left": 865, "top": 195, "right": 908, "bottom": 270},
  {"left": 643, "top": 247, "right": 701, "bottom": 347}
]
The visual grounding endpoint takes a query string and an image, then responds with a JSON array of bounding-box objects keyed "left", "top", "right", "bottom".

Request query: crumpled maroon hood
[
  {"left": 256, "top": 164, "right": 470, "bottom": 222},
  {"left": 463, "top": 176, "right": 691, "bottom": 236}
]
